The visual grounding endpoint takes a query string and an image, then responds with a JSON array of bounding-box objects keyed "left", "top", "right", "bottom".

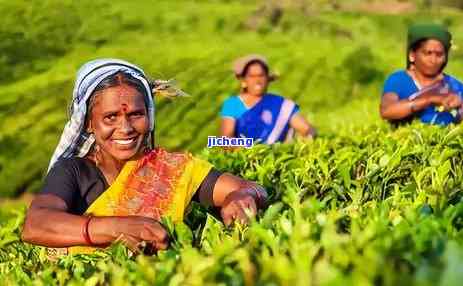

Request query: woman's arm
[
  {"left": 380, "top": 92, "right": 444, "bottom": 120},
  {"left": 22, "top": 194, "right": 112, "bottom": 247},
  {"left": 289, "top": 113, "right": 316, "bottom": 138},
  {"left": 22, "top": 194, "right": 168, "bottom": 251},
  {"left": 220, "top": 118, "right": 240, "bottom": 151},
  {"left": 197, "top": 173, "right": 268, "bottom": 226},
  {"left": 220, "top": 118, "right": 236, "bottom": 138}
]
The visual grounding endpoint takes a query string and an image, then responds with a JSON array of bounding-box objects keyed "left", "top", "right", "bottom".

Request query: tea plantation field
[{"left": 1, "top": 0, "right": 463, "bottom": 285}]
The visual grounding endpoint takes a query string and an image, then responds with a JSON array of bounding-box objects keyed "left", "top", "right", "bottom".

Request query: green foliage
[
  {"left": 2, "top": 124, "right": 463, "bottom": 284},
  {"left": 0, "top": 0, "right": 79, "bottom": 82},
  {"left": 342, "top": 46, "right": 383, "bottom": 84},
  {"left": 1, "top": 0, "right": 463, "bottom": 197}
]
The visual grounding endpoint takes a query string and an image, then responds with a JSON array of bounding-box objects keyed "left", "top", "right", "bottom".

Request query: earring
[
  {"left": 142, "top": 141, "right": 150, "bottom": 154},
  {"left": 241, "top": 82, "right": 247, "bottom": 89},
  {"left": 142, "top": 135, "right": 151, "bottom": 154},
  {"left": 94, "top": 145, "right": 101, "bottom": 167}
]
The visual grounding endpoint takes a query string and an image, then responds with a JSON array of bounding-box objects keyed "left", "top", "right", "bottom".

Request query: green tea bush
[
  {"left": 0, "top": 0, "right": 80, "bottom": 83},
  {"left": 2, "top": 124, "right": 463, "bottom": 285}
]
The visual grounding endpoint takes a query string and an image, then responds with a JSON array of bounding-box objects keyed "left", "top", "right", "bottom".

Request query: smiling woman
[
  {"left": 220, "top": 54, "right": 316, "bottom": 146},
  {"left": 87, "top": 75, "right": 150, "bottom": 165},
  {"left": 21, "top": 59, "right": 268, "bottom": 258}
]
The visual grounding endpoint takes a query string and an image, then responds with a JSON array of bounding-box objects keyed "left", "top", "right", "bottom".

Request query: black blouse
[{"left": 41, "top": 157, "right": 221, "bottom": 215}]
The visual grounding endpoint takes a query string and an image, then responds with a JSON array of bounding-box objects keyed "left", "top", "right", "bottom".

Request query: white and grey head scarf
[{"left": 47, "top": 59, "right": 155, "bottom": 172}]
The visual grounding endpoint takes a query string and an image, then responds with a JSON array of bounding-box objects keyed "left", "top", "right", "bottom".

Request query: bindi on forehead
[
  {"left": 120, "top": 103, "right": 128, "bottom": 113},
  {"left": 116, "top": 91, "right": 143, "bottom": 110}
]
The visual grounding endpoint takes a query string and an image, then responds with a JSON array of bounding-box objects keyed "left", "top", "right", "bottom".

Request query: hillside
[{"left": 1, "top": 0, "right": 463, "bottom": 197}]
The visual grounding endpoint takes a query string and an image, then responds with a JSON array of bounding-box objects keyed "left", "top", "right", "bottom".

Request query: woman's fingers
[
  {"left": 244, "top": 198, "right": 257, "bottom": 216},
  {"left": 222, "top": 207, "right": 248, "bottom": 226},
  {"left": 451, "top": 95, "right": 462, "bottom": 108},
  {"left": 115, "top": 233, "right": 142, "bottom": 255},
  {"left": 221, "top": 207, "right": 234, "bottom": 226},
  {"left": 442, "top": 94, "right": 462, "bottom": 110},
  {"left": 236, "top": 208, "right": 250, "bottom": 225},
  {"left": 153, "top": 238, "right": 169, "bottom": 250},
  {"left": 236, "top": 196, "right": 258, "bottom": 217},
  {"left": 140, "top": 220, "right": 170, "bottom": 249},
  {"left": 221, "top": 202, "right": 246, "bottom": 226},
  {"left": 119, "top": 216, "right": 170, "bottom": 252},
  {"left": 221, "top": 195, "right": 257, "bottom": 226}
]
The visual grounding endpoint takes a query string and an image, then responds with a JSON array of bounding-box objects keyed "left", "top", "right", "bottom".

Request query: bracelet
[
  {"left": 246, "top": 185, "right": 267, "bottom": 208},
  {"left": 409, "top": 100, "right": 417, "bottom": 113},
  {"left": 82, "top": 215, "right": 95, "bottom": 246}
]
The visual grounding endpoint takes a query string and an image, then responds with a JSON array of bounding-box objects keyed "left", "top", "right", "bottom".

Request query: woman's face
[
  {"left": 88, "top": 84, "right": 149, "bottom": 162},
  {"left": 241, "top": 62, "right": 269, "bottom": 96},
  {"left": 410, "top": 39, "right": 446, "bottom": 77}
]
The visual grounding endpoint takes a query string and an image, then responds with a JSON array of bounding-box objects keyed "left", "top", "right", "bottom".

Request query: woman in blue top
[
  {"left": 380, "top": 23, "right": 463, "bottom": 125},
  {"left": 220, "top": 54, "right": 315, "bottom": 145}
]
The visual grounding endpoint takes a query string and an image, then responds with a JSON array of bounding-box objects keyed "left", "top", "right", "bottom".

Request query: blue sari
[
  {"left": 235, "top": 94, "right": 299, "bottom": 144},
  {"left": 383, "top": 71, "right": 463, "bottom": 125}
]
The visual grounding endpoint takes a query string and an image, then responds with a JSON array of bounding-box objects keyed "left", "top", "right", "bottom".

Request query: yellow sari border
[{"left": 66, "top": 148, "right": 212, "bottom": 255}]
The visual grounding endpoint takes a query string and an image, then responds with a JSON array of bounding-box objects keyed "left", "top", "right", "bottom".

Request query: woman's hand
[
  {"left": 197, "top": 172, "right": 268, "bottom": 226},
  {"left": 423, "top": 93, "right": 444, "bottom": 106},
  {"left": 220, "top": 190, "right": 257, "bottom": 226},
  {"left": 22, "top": 194, "right": 169, "bottom": 254},
  {"left": 290, "top": 113, "right": 316, "bottom": 139},
  {"left": 423, "top": 92, "right": 461, "bottom": 111},
  {"left": 380, "top": 92, "right": 459, "bottom": 120},
  {"left": 111, "top": 216, "right": 169, "bottom": 254},
  {"left": 442, "top": 93, "right": 462, "bottom": 111}
]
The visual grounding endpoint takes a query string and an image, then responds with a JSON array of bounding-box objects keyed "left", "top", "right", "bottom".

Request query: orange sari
[{"left": 50, "top": 148, "right": 212, "bottom": 256}]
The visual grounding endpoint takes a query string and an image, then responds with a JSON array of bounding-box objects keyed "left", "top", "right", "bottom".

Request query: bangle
[
  {"left": 246, "top": 185, "right": 267, "bottom": 208},
  {"left": 82, "top": 215, "right": 95, "bottom": 246},
  {"left": 409, "top": 100, "right": 417, "bottom": 112}
]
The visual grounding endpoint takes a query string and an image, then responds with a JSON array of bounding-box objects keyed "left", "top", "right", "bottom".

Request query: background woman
[
  {"left": 380, "top": 23, "right": 463, "bottom": 125},
  {"left": 220, "top": 54, "right": 316, "bottom": 145}
]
